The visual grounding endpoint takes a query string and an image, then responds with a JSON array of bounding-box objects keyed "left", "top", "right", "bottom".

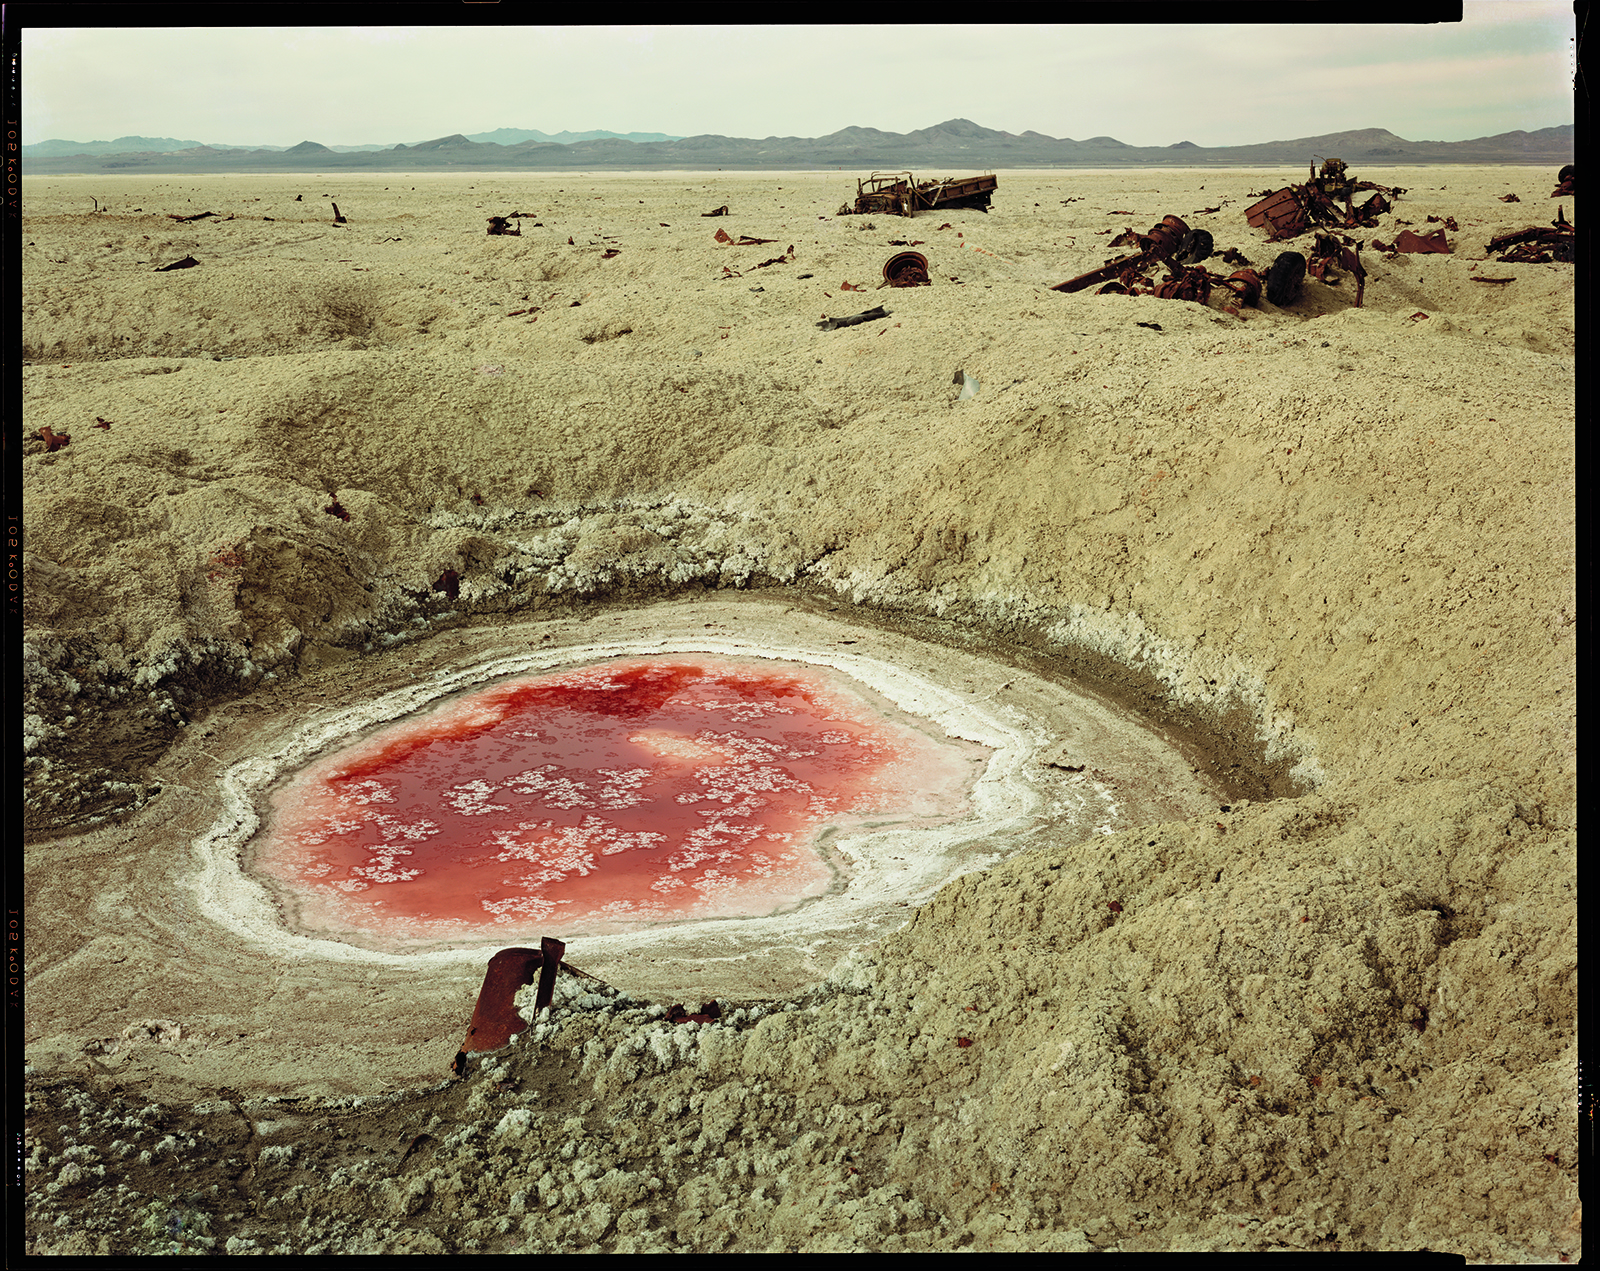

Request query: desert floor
[{"left": 21, "top": 167, "right": 1576, "bottom": 1256}]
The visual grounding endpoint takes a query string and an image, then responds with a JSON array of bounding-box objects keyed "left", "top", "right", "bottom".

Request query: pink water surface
[{"left": 255, "top": 656, "right": 972, "bottom": 944}]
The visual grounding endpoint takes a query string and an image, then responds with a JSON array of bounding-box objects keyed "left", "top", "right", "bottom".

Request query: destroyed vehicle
[
  {"left": 843, "top": 171, "right": 998, "bottom": 217},
  {"left": 1245, "top": 157, "right": 1405, "bottom": 241},
  {"left": 1487, "top": 207, "right": 1575, "bottom": 264}
]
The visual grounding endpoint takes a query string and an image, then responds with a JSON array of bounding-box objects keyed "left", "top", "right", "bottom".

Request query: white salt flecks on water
[{"left": 252, "top": 656, "right": 982, "bottom": 946}]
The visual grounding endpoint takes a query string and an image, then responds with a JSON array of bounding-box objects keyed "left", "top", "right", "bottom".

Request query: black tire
[
  {"left": 1558, "top": 164, "right": 1575, "bottom": 183},
  {"left": 1179, "top": 229, "right": 1214, "bottom": 264},
  {"left": 1266, "top": 251, "right": 1306, "bottom": 306}
]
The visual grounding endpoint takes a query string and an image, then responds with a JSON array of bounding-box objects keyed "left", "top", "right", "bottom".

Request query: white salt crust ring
[{"left": 186, "top": 616, "right": 1227, "bottom": 973}]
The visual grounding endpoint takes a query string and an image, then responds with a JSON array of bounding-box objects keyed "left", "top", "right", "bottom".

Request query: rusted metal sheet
[
  {"left": 451, "top": 938, "right": 566, "bottom": 1076},
  {"left": 1375, "top": 228, "right": 1451, "bottom": 254},
  {"left": 1245, "top": 187, "right": 1306, "bottom": 239}
]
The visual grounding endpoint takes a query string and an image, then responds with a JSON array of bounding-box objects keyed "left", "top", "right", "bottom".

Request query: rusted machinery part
[
  {"left": 1051, "top": 215, "right": 1191, "bottom": 292},
  {"left": 1219, "top": 268, "right": 1263, "bottom": 308},
  {"left": 882, "top": 250, "right": 930, "bottom": 287},
  {"left": 1141, "top": 215, "right": 1190, "bottom": 257},
  {"left": 1178, "top": 228, "right": 1214, "bottom": 264},
  {"left": 1152, "top": 265, "right": 1212, "bottom": 304},
  {"left": 451, "top": 937, "right": 567, "bottom": 1075}
]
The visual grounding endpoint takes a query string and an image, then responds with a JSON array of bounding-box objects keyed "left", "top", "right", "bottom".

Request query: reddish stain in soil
[{"left": 256, "top": 657, "right": 973, "bottom": 945}]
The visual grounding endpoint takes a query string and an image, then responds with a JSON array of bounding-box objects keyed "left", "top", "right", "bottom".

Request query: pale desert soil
[{"left": 21, "top": 167, "right": 1575, "bottom": 1257}]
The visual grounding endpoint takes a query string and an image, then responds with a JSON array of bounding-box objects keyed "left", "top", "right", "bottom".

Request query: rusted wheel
[
  {"left": 1179, "top": 228, "right": 1214, "bottom": 264},
  {"left": 1266, "top": 251, "right": 1306, "bottom": 306}
]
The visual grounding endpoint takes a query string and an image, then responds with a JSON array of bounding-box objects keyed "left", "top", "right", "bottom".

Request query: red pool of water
[{"left": 255, "top": 656, "right": 975, "bottom": 945}]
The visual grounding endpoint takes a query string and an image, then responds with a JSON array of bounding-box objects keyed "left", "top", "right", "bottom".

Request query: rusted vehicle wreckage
[
  {"left": 1244, "top": 158, "right": 1406, "bottom": 241},
  {"left": 1050, "top": 215, "right": 1269, "bottom": 311},
  {"left": 1233, "top": 158, "right": 1409, "bottom": 308},
  {"left": 842, "top": 171, "right": 998, "bottom": 217}
]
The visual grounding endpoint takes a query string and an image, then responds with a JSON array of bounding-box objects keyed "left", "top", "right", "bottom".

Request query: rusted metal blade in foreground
[{"left": 451, "top": 937, "right": 566, "bottom": 1076}]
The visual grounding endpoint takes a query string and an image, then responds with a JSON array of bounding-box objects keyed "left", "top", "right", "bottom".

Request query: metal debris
[
  {"left": 1052, "top": 214, "right": 1276, "bottom": 311},
  {"left": 1051, "top": 214, "right": 1192, "bottom": 293},
  {"left": 1486, "top": 208, "right": 1575, "bottom": 264},
  {"left": 451, "top": 938, "right": 565, "bottom": 1076},
  {"left": 1374, "top": 228, "right": 1451, "bottom": 255},
  {"left": 843, "top": 171, "right": 998, "bottom": 217},
  {"left": 35, "top": 427, "right": 70, "bottom": 452},
  {"left": 155, "top": 256, "right": 199, "bottom": 272},
  {"left": 701, "top": 205, "right": 731, "bottom": 217},
  {"left": 1551, "top": 164, "right": 1575, "bottom": 198},
  {"left": 882, "top": 251, "right": 930, "bottom": 287},
  {"left": 1306, "top": 232, "right": 1368, "bottom": 307},
  {"left": 1244, "top": 158, "right": 1403, "bottom": 241},
  {"left": 486, "top": 215, "right": 522, "bottom": 236},
  {"left": 817, "top": 305, "right": 891, "bottom": 331}
]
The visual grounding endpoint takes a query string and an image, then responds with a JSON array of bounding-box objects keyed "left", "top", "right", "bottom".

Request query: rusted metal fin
[
  {"left": 537, "top": 937, "right": 565, "bottom": 1013},
  {"left": 453, "top": 946, "right": 545, "bottom": 1074}
]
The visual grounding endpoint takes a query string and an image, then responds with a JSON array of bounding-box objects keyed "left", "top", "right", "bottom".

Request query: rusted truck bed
[{"left": 848, "top": 171, "right": 998, "bottom": 216}]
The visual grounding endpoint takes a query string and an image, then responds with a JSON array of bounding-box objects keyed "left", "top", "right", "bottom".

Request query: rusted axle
[{"left": 1051, "top": 215, "right": 1191, "bottom": 293}]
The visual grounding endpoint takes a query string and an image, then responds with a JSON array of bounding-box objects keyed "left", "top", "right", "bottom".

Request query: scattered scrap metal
[
  {"left": 1305, "top": 233, "right": 1368, "bottom": 307},
  {"left": 155, "top": 255, "right": 199, "bottom": 272},
  {"left": 714, "top": 228, "right": 778, "bottom": 246},
  {"left": 1244, "top": 158, "right": 1404, "bottom": 241},
  {"left": 701, "top": 205, "right": 731, "bottom": 217},
  {"left": 1050, "top": 214, "right": 1196, "bottom": 293},
  {"left": 841, "top": 171, "right": 998, "bottom": 217},
  {"left": 1051, "top": 214, "right": 1266, "bottom": 311},
  {"left": 1552, "top": 165, "right": 1575, "bottom": 198},
  {"left": 1486, "top": 207, "right": 1575, "bottom": 264},
  {"left": 34, "top": 427, "right": 70, "bottom": 452},
  {"left": 486, "top": 215, "right": 522, "bottom": 236}
]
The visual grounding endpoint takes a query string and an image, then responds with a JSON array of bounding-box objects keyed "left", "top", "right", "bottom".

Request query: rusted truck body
[{"left": 849, "top": 171, "right": 998, "bottom": 216}]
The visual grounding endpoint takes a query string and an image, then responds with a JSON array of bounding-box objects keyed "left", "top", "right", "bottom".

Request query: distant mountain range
[
  {"left": 21, "top": 127, "right": 686, "bottom": 158},
  {"left": 21, "top": 119, "right": 1573, "bottom": 173}
]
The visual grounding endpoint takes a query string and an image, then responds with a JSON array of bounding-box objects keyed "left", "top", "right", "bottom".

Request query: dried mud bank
[{"left": 22, "top": 171, "right": 1576, "bottom": 1257}]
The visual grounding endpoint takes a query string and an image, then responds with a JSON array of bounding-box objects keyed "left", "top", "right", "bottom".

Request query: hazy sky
[{"left": 20, "top": 8, "right": 1575, "bottom": 149}]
